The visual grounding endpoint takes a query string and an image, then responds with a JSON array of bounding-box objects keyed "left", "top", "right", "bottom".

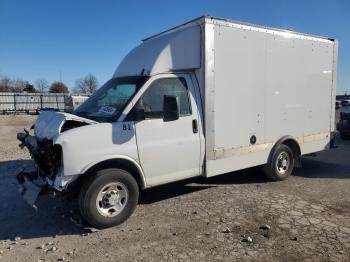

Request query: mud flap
[{"left": 330, "top": 132, "right": 337, "bottom": 149}]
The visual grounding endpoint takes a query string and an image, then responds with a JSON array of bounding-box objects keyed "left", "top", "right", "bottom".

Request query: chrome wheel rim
[
  {"left": 276, "top": 152, "right": 290, "bottom": 175},
  {"left": 96, "top": 182, "right": 128, "bottom": 217}
]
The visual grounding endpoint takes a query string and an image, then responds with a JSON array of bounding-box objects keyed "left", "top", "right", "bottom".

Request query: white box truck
[{"left": 17, "top": 16, "right": 338, "bottom": 228}]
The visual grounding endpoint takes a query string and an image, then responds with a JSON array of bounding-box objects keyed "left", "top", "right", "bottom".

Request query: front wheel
[
  {"left": 263, "top": 144, "right": 295, "bottom": 181},
  {"left": 79, "top": 168, "right": 139, "bottom": 229}
]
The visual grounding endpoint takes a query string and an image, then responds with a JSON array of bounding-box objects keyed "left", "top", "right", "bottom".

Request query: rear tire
[
  {"left": 79, "top": 168, "right": 139, "bottom": 229},
  {"left": 263, "top": 144, "right": 295, "bottom": 181}
]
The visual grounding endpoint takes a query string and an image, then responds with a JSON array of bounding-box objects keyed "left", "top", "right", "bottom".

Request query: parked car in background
[
  {"left": 341, "top": 99, "right": 350, "bottom": 107},
  {"left": 338, "top": 106, "right": 350, "bottom": 139},
  {"left": 336, "top": 100, "right": 342, "bottom": 109}
]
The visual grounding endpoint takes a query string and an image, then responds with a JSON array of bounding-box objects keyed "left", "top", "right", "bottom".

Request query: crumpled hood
[{"left": 34, "top": 111, "right": 97, "bottom": 141}]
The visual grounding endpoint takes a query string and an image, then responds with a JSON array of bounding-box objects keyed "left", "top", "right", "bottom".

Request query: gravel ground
[{"left": 0, "top": 114, "right": 349, "bottom": 262}]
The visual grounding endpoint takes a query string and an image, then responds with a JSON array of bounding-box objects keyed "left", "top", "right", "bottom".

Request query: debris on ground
[
  {"left": 242, "top": 236, "right": 253, "bottom": 243},
  {"left": 83, "top": 227, "right": 100, "bottom": 233},
  {"left": 289, "top": 236, "right": 298, "bottom": 241},
  {"left": 14, "top": 236, "right": 21, "bottom": 241},
  {"left": 260, "top": 224, "right": 271, "bottom": 230},
  {"left": 221, "top": 227, "right": 231, "bottom": 234},
  {"left": 37, "top": 244, "right": 45, "bottom": 250},
  {"left": 48, "top": 246, "right": 57, "bottom": 252}
]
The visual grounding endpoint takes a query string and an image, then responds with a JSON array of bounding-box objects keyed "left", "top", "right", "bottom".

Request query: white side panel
[
  {"left": 207, "top": 150, "right": 269, "bottom": 176},
  {"left": 265, "top": 34, "right": 334, "bottom": 140},
  {"left": 114, "top": 26, "right": 201, "bottom": 77},
  {"left": 300, "top": 139, "right": 330, "bottom": 155},
  {"left": 213, "top": 25, "right": 266, "bottom": 150},
  {"left": 206, "top": 22, "right": 335, "bottom": 177}
]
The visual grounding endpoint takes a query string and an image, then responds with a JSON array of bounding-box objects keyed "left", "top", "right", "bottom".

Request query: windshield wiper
[
  {"left": 74, "top": 111, "right": 91, "bottom": 116},
  {"left": 75, "top": 112, "right": 112, "bottom": 122}
]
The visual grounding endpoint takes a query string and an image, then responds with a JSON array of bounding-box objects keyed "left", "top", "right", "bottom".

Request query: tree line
[{"left": 0, "top": 73, "right": 99, "bottom": 94}]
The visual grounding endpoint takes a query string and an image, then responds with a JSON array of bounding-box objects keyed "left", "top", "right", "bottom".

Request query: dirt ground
[{"left": 0, "top": 114, "right": 349, "bottom": 262}]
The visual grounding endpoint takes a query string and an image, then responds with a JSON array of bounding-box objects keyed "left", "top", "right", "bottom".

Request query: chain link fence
[{"left": 0, "top": 93, "right": 73, "bottom": 114}]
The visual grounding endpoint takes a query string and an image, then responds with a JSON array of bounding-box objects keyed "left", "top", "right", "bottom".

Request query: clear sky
[{"left": 0, "top": 0, "right": 349, "bottom": 94}]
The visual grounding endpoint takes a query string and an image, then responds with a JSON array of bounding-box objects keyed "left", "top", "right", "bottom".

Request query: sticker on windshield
[{"left": 98, "top": 105, "right": 116, "bottom": 115}]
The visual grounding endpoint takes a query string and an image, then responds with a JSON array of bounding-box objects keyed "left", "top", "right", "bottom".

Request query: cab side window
[{"left": 138, "top": 77, "right": 191, "bottom": 119}]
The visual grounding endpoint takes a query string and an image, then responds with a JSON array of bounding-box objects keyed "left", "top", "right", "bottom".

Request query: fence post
[
  {"left": 40, "top": 94, "right": 43, "bottom": 110},
  {"left": 56, "top": 95, "right": 59, "bottom": 110},
  {"left": 13, "top": 94, "right": 16, "bottom": 114}
]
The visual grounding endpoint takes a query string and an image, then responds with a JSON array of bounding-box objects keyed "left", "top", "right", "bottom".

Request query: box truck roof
[
  {"left": 114, "top": 16, "right": 334, "bottom": 78},
  {"left": 143, "top": 16, "right": 334, "bottom": 43}
]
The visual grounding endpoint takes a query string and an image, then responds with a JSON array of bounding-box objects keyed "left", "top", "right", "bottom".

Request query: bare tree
[
  {"left": 35, "top": 79, "right": 49, "bottom": 93},
  {"left": 9, "top": 78, "right": 27, "bottom": 92},
  {"left": 0, "top": 75, "right": 33, "bottom": 92},
  {"left": 75, "top": 74, "right": 98, "bottom": 94},
  {"left": 23, "top": 83, "right": 36, "bottom": 93},
  {"left": 0, "top": 76, "right": 11, "bottom": 92},
  {"left": 50, "top": 81, "right": 69, "bottom": 93}
]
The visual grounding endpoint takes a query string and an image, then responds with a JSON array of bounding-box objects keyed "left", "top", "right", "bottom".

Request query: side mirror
[
  {"left": 134, "top": 108, "right": 146, "bottom": 121},
  {"left": 163, "top": 95, "right": 179, "bottom": 122},
  {"left": 133, "top": 99, "right": 146, "bottom": 121}
]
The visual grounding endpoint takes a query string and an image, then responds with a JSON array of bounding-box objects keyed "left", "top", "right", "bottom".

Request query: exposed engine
[{"left": 17, "top": 129, "right": 62, "bottom": 181}]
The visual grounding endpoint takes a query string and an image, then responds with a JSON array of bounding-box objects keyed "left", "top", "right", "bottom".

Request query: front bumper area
[
  {"left": 17, "top": 131, "right": 63, "bottom": 206},
  {"left": 17, "top": 131, "right": 61, "bottom": 177}
]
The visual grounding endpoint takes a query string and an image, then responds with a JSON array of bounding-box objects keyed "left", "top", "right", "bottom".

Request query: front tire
[
  {"left": 263, "top": 144, "right": 295, "bottom": 181},
  {"left": 79, "top": 168, "right": 139, "bottom": 229}
]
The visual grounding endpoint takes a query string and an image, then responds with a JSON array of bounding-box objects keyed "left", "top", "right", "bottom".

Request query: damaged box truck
[{"left": 17, "top": 16, "right": 338, "bottom": 229}]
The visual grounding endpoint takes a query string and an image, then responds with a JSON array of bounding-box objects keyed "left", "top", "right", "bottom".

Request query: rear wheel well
[
  {"left": 267, "top": 136, "right": 301, "bottom": 169},
  {"left": 281, "top": 138, "right": 301, "bottom": 168}
]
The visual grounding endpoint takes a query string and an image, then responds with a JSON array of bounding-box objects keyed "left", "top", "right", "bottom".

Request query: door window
[{"left": 138, "top": 77, "right": 191, "bottom": 119}]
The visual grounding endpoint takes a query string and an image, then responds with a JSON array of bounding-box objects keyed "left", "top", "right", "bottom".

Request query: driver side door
[{"left": 127, "top": 74, "right": 201, "bottom": 186}]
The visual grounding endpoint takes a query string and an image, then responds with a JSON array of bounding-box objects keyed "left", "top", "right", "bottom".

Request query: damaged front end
[
  {"left": 16, "top": 128, "right": 63, "bottom": 207},
  {"left": 16, "top": 110, "right": 96, "bottom": 207}
]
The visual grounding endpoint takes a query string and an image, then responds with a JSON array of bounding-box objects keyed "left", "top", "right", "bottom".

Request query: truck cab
[
  {"left": 68, "top": 73, "right": 204, "bottom": 189},
  {"left": 18, "top": 72, "right": 205, "bottom": 229}
]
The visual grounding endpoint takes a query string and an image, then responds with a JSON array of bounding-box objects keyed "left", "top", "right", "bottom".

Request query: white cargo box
[{"left": 116, "top": 16, "right": 338, "bottom": 177}]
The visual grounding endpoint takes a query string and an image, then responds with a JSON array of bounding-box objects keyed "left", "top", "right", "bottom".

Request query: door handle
[{"left": 192, "top": 119, "right": 198, "bottom": 133}]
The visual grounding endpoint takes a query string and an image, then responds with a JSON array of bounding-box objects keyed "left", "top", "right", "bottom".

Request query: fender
[{"left": 81, "top": 155, "right": 148, "bottom": 189}]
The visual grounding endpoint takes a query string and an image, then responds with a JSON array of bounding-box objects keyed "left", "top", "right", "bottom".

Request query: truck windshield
[{"left": 74, "top": 76, "right": 148, "bottom": 122}]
